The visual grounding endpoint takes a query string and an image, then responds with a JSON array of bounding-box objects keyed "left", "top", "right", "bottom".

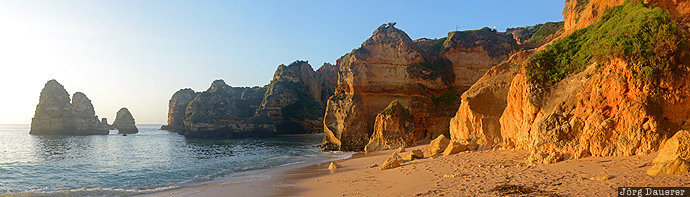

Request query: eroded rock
[
  {"left": 443, "top": 142, "right": 467, "bottom": 155},
  {"left": 258, "top": 61, "right": 330, "bottom": 134},
  {"left": 364, "top": 100, "right": 414, "bottom": 153},
  {"left": 113, "top": 107, "right": 138, "bottom": 134},
  {"left": 428, "top": 134, "right": 450, "bottom": 155},
  {"left": 322, "top": 24, "right": 516, "bottom": 151},
  {"left": 161, "top": 88, "right": 197, "bottom": 131},
  {"left": 379, "top": 152, "right": 403, "bottom": 170},
  {"left": 181, "top": 80, "right": 275, "bottom": 138},
  {"left": 30, "top": 80, "right": 108, "bottom": 135},
  {"left": 648, "top": 130, "right": 690, "bottom": 175},
  {"left": 403, "top": 149, "right": 424, "bottom": 161}
]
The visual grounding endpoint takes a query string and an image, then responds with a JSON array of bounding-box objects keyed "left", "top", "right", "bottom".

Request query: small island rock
[
  {"left": 30, "top": 80, "right": 108, "bottom": 135},
  {"left": 113, "top": 107, "right": 138, "bottom": 134}
]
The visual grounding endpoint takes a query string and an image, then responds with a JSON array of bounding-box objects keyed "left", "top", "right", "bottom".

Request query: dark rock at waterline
[
  {"left": 161, "top": 88, "right": 197, "bottom": 132},
  {"left": 181, "top": 80, "right": 276, "bottom": 138},
  {"left": 30, "top": 80, "right": 109, "bottom": 135}
]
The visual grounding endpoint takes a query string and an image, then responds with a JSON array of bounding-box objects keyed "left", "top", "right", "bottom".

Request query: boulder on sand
[
  {"left": 647, "top": 130, "right": 690, "bottom": 175},
  {"left": 428, "top": 134, "right": 450, "bottom": 155},
  {"left": 403, "top": 149, "right": 425, "bottom": 161},
  {"left": 379, "top": 153, "right": 403, "bottom": 170},
  {"left": 328, "top": 161, "right": 341, "bottom": 170},
  {"left": 443, "top": 142, "right": 467, "bottom": 155}
]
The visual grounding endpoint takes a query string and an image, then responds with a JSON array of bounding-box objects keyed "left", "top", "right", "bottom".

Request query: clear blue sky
[{"left": 0, "top": 0, "right": 565, "bottom": 124}]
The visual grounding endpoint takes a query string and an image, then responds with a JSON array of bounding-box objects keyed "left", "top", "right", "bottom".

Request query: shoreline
[
  {"left": 141, "top": 141, "right": 690, "bottom": 197},
  {"left": 139, "top": 148, "right": 358, "bottom": 197}
]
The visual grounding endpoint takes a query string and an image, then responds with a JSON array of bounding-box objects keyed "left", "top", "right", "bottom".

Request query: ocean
[{"left": 0, "top": 124, "right": 346, "bottom": 196}]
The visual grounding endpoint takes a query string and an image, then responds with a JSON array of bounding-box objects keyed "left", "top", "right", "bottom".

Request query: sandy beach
[
  {"left": 141, "top": 142, "right": 690, "bottom": 197},
  {"left": 300, "top": 145, "right": 690, "bottom": 196}
]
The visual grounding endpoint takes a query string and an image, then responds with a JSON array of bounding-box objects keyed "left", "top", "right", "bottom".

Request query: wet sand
[
  {"left": 143, "top": 142, "right": 690, "bottom": 196},
  {"left": 139, "top": 152, "right": 361, "bottom": 197}
]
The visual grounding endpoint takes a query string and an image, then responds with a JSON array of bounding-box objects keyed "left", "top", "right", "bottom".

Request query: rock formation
[
  {"left": 258, "top": 61, "right": 328, "bottom": 134},
  {"left": 379, "top": 152, "right": 403, "bottom": 170},
  {"left": 113, "top": 107, "right": 138, "bottom": 134},
  {"left": 72, "top": 92, "right": 110, "bottom": 134},
  {"left": 30, "top": 80, "right": 109, "bottom": 135},
  {"left": 448, "top": 51, "right": 532, "bottom": 150},
  {"left": 315, "top": 63, "right": 339, "bottom": 108},
  {"left": 427, "top": 134, "right": 450, "bottom": 155},
  {"left": 164, "top": 61, "right": 338, "bottom": 138},
  {"left": 449, "top": 0, "right": 690, "bottom": 165},
  {"left": 506, "top": 22, "right": 564, "bottom": 48},
  {"left": 364, "top": 100, "right": 414, "bottom": 153},
  {"left": 563, "top": 0, "right": 689, "bottom": 34},
  {"left": 323, "top": 23, "right": 517, "bottom": 151},
  {"left": 443, "top": 142, "right": 467, "bottom": 155},
  {"left": 181, "top": 80, "right": 275, "bottom": 138},
  {"left": 402, "top": 149, "right": 424, "bottom": 161},
  {"left": 101, "top": 118, "right": 114, "bottom": 130},
  {"left": 647, "top": 130, "right": 690, "bottom": 175},
  {"left": 161, "top": 88, "right": 197, "bottom": 131}
]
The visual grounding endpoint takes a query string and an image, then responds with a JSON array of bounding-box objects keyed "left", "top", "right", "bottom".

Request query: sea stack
[
  {"left": 113, "top": 107, "right": 138, "bottom": 134},
  {"left": 72, "top": 92, "right": 110, "bottom": 134},
  {"left": 30, "top": 80, "right": 109, "bottom": 135}
]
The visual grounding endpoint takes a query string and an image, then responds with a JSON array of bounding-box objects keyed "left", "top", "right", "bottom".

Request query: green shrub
[
  {"left": 525, "top": 22, "right": 564, "bottom": 44},
  {"left": 430, "top": 37, "right": 447, "bottom": 56},
  {"left": 381, "top": 101, "right": 411, "bottom": 117},
  {"left": 507, "top": 22, "right": 564, "bottom": 46},
  {"left": 527, "top": 0, "right": 686, "bottom": 85}
]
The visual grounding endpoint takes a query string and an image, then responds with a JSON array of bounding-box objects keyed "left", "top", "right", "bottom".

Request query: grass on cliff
[
  {"left": 526, "top": 0, "right": 687, "bottom": 85},
  {"left": 507, "top": 22, "right": 564, "bottom": 46},
  {"left": 381, "top": 101, "right": 411, "bottom": 117}
]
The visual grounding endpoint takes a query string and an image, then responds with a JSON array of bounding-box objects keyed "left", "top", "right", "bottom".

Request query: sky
[{"left": 0, "top": 0, "right": 565, "bottom": 124}]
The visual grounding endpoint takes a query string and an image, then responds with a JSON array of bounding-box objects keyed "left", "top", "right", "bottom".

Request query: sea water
[{"left": 0, "top": 124, "right": 344, "bottom": 196}]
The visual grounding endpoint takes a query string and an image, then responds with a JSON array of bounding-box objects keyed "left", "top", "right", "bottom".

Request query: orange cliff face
[
  {"left": 322, "top": 24, "right": 517, "bottom": 151},
  {"left": 450, "top": 0, "right": 690, "bottom": 165},
  {"left": 563, "top": 0, "right": 690, "bottom": 33}
]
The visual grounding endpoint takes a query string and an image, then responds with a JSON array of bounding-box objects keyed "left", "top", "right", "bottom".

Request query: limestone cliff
[
  {"left": 315, "top": 63, "right": 338, "bottom": 108},
  {"left": 181, "top": 80, "right": 275, "bottom": 138},
  {"left": 113, "top": 107, "right": 138, "bottom": 134},
  {"left": 364, "top": 100, "right": 414, "bottom": 153},
  {"left": 30, "top": 80, "right": 109, "bottom": 135},
  {"left": 161, "top": 88, "right": 197, "bottom": 131},
  {"left": 505, "top": 22, "right": 564, "bottom": 48},
  {"left": 258, "top": 60, "right": 327, "bottom": 134},
  {"left": 322, "top": 23, "right": 518, "bottom": 151},
  {"left": 450, "top": 0, "right": 690, "bottom": 165},
  {"left": 166, "top": 60, "right": 337, "bottom": 137},
  {"left": 563, "top": 0, "right": 689, "bottom": 33},
  {"left": 448, "top": 51, "right": 532, "bottom": 150}
]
